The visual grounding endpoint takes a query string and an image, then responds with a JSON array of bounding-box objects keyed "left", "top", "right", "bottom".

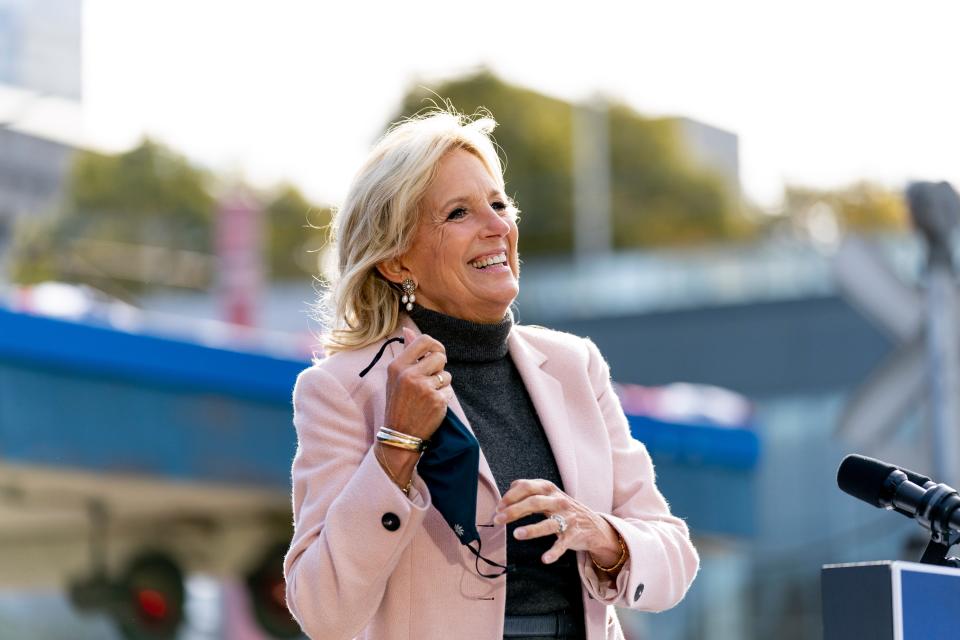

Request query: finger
[
  {"left": 397, "top": 332, "right": 445, "bottom": 365},
  {"left": 542, "top": 537, "right": 569, "bottom": 565},
  {"left": 440, "top": 385, "right": 455, "bottom": 403},
  {"left": 425, "top": 370, "right": 451, "bottom": 390},
  {"left": 497, "top": 479, "right": 558, "bottom": 511},
  {"left": 494, "top": 494, "right": 563, "bottom": 525},
  {"left": 436, "top": 370, "right": 452, "bottom": 388},
  {"left": 514, "top": 515, "right": 566, "bottom": 541},
  {"left": 411, "top": 351, "right": 447, "bottom": 376}
]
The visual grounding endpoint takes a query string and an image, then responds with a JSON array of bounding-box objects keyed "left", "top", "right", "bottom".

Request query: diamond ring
[{"left": 550, "top": 513, "right": 567, "bottom": 535}]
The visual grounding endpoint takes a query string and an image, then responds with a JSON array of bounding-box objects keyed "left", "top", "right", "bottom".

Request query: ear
[{"left": 375, "top": 256, "right": 406, "bottom": 285}]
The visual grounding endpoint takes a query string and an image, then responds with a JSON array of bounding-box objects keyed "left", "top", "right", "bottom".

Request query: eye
[
  {"left": 446, "top": 207, "right": 467, "bottom": 221},
  {"left": 491, "top": 201, "right": 507, "bottom": 212}
]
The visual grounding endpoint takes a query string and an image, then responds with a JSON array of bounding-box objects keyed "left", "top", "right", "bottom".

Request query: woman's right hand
[
  {"left": 383, "top": 327, "right": 453, "bottom": 443},
  {"left": 377, "top": 328, "right": 452, "bottom": 492}
]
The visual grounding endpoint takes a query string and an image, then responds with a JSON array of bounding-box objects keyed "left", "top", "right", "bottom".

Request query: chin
[
  {"left": 473, "top": 289, "right": 517, "bottom": 315},
  {"left": 493, "top": 289, "right": 519, "bottom": 311}
]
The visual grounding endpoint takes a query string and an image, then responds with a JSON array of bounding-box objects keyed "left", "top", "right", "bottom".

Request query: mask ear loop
[
  {"left": 359, "top": 337, "right": 405, "bottom": 378},
  {"left": 466, "top": 539, "right": 513, "bottom": 579}
]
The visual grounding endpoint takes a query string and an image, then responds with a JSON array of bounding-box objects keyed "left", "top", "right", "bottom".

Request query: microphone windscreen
[{"left": 837, "top": 454, "right": 897, "bottom": 508}]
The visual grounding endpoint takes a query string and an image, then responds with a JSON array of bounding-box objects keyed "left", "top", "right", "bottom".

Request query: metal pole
[
  {"left": 926, "top": 259, "right": 960, "bottom": 486},
  {"left": 909, "top": 181, "right": 960, "bottom": 486},
  {"left": 572, "top": 99, "right": 612, "bottom": 262}
]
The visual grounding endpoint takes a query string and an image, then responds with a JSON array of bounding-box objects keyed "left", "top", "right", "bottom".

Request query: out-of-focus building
[
  {"left": 0, "top": 0, "right": 83, "bottom": 272},
  {"left": 675, "top": 116, "right": 741, "bottom": 205},
  {"left": 0, "top": 125, "right": 75, "bottom": 242},
  {"left": 0, "top": 0, "right": 83, "bottom": 100},
  {"left": 573, "top": 109, "right": 742, "bottom": 261}
]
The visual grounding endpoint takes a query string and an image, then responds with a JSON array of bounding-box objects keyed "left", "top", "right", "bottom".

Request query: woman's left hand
[{"left": 493, "top": 479, "right": 624, "bottom": 569}]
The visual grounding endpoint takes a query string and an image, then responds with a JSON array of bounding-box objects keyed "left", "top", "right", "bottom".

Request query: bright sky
[{"left": 83, "top": 0, "right": 960, "bottom": 209}]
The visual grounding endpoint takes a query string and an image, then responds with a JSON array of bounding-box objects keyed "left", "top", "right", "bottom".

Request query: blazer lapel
[{"left": 508, "top": 331, "right": 580, "bottom": 497}]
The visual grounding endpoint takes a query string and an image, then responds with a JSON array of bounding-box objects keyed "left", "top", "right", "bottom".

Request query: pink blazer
[{"left": 284, "top": 316, "right": 699, "bottom": 640}]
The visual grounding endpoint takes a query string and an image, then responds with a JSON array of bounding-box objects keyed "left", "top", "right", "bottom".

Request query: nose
[{"left": 481, "top": 204, "right": 511, "bottom": 237}]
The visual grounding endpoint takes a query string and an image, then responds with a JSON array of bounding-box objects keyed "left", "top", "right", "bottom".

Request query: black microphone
[{"left": 837, "top": 454, "right": 960, "bottom": 538}]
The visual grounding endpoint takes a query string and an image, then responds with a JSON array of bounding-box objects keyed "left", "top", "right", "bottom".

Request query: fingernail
[
  {"left": 543, "top": 553, "right": 553, "bottom": 563},
  {"left": 514, "top": 528, "right": 526, "bottom": 539}
]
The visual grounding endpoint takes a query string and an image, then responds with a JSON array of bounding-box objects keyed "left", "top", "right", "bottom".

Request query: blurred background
[{"left": 2, "top": 1, "right": 959, "bottom": 638}]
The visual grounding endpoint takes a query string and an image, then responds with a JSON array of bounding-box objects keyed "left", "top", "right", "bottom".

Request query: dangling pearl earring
[{"left": 401, "top": 278, "right": 416, "bottom": 312}]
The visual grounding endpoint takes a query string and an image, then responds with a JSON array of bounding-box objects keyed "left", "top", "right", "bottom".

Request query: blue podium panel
[
  {"left": 822, "top": 561, "right": 960, "bottom": 640},
  {"left": 898, "top": 563, "right": 960, "bottom": 639}
]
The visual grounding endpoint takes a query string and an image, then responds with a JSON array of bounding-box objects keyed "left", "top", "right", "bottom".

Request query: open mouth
[{"left": 468, "top": 253, "right": 508, "bottom": 270}]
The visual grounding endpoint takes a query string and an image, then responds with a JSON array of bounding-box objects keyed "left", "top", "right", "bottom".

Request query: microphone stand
[{"left": 918, "top": 530, "right": 960, "bottom": 568}]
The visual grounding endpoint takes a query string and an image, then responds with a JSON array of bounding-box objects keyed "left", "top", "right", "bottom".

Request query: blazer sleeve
[
  {"left": 576, "top": 338, "right": 700, "bottom": 612},
  {"left": 283, "top": 364, "right": 432, "bottom": 640}
]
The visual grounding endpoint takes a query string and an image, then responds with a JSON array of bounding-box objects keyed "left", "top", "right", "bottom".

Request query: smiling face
[{"left": 386, "top": 148, "right": 520, "bottom": 323}]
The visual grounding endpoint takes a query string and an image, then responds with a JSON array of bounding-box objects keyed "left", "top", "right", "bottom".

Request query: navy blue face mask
[{"left": 360, "top": 337, "right": 510, "bottom": 578}]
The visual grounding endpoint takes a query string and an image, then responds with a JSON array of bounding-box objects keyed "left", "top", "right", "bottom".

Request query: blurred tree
[
  {"left": 10, "top": 139, "right": 216, "bottom": 297},
  {"left": 781, "top": 181, "right": 909, "bottom": 241},
  {"left": 392, "top": 70, "right": 750, "bottom": 254},
  {"left": 10, "top": 140, "right": 332, "bottom": 297},
  {"left": 264, "top": 184, "right": 331, "bottom": 280},
  {"left": 607, "top": 104, "right": 745, "bottom": 247},
  {"left": 68, "top": 139, "right": 214, "bottom": 250}
]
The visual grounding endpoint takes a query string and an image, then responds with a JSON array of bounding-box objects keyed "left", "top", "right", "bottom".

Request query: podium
[{"left": 821, "top": 561, "right": 960, "bottom": 640}]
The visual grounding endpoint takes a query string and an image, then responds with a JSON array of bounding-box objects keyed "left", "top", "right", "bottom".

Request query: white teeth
[{"left": 469, "top": 253, "right": 507, "bottom": 269}]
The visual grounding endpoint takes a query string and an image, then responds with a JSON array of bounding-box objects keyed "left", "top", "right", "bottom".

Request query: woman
[{"left": 284, "top": 110, "right": 698, "bottom": 640}]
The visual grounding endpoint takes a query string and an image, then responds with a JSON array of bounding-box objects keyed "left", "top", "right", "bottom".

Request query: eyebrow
[{"left": 438, "top": 189, "right": 505, "bottom": 212}]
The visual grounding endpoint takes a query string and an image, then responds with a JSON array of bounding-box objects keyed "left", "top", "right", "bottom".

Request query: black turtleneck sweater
[{"left": 408, "top": 305, "right": 585, "bottom": 633}]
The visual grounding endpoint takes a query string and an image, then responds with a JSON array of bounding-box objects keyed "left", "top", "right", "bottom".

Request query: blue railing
[
  {"left": 627, "top": 414, "right": 760, "bottom": 471},
  {"left": 0, "top": 308, "right": 307, "bottom": 403}
]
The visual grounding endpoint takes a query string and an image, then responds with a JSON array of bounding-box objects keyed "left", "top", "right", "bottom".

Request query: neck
[{"left": 406, "top": 304, "right": 512, "bottom": 363}]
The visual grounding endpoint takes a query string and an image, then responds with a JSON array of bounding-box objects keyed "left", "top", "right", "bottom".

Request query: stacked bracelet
[
  {"left": 591, "top": 532, "right": 628, "bottom": 574},
  {"left": 376, "top": 426, "right": 428, "bottom": 452}
]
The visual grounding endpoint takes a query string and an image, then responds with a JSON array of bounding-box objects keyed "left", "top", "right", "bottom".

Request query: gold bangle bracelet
[
  {"left": 591, "top": 532, "right": 628, "bottom": 573},
  {"left": 379, "top": 426, "right": 423, "bottom": 443},
  {"left": 374, "top": 444, "right": 412, "bottom": 495},
  {"left": 376, "top": 428, "right": 428, "bottom": 452},
  {"left": 376, "top": 434, "right": 423, "bottom": 451}
]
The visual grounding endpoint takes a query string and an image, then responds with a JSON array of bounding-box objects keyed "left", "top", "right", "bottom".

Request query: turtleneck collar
[{"left": 406, "top": 304, "right": 513, "bottom": 363}]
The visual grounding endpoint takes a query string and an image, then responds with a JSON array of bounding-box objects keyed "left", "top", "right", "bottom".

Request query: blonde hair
[{"left": 316, "top": 110, "right": 510, "bottom": 354}]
